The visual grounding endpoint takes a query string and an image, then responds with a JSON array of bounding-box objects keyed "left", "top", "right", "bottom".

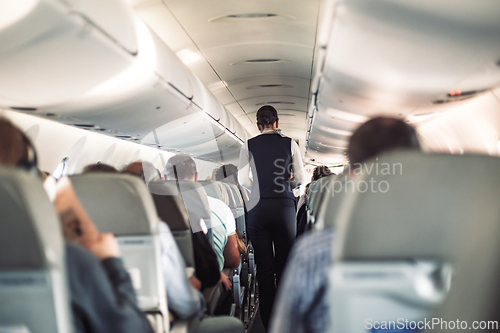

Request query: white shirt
[
  {"left": 206, "top": 196, "right": 236, "bottom": 270},
  {"left": 238, "top": 131, "right": 307, "bottom": 209}
]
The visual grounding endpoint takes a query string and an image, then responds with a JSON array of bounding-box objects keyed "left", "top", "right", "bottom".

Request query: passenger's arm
[
  {"left": 158, "top": 222, "right": 206, "bottom": 319},
  {"left": 222, "top": 205, "right": 240, "bottom": 268},
  {"left": 223, "top": 234, "right": 241, "bottom": 268},
  {"left": 238, "top": 142, "right": 252, "bottom": 191},
  {"left": 289, "top": 140, "right": 307, "bottom": 188}
]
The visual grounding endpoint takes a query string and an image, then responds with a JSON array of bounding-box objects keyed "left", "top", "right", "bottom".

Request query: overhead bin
[
  {"left": 0, "top": 0, "right": 136, "bottom": 107},
  {"left": 0, "top": 0, "right": 248, "bottom": 162}
]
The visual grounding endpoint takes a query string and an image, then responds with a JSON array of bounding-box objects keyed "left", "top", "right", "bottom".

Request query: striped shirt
[{"left": 269, "top": 228, "right": 335, "bottom": 333}]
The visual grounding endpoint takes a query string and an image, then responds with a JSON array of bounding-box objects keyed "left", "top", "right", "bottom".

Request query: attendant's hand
[
  {"left": 220, "top": 272, "right": 232, "bottom": 291},
  {"left": 80, "top": 233, "right": 121, "bottom": 260}
]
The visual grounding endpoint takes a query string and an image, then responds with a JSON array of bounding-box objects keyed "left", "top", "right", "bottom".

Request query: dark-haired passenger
[
  {"left": 82, "top": 163, "right": 118, "bottom": 174},
  {"left": 122, "top": 161, "right": 161, "bottom": 183},
  {"left": 269, "top": 116, "right": 421, "bottom": 333},
  {"left": 311, "top": 165, "right": 334, "bottom": 182},
  {"left": 238, "top": 105, "right": 306, "bottom": 329},
  {"left": 0, "top": 117, "right": 153, "bottom": 333}
]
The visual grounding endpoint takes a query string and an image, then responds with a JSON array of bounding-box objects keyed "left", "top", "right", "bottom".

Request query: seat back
[
  {"left": 427, "top": 184, "right": 500, "bottom": 331},
  {"left": 0, "top": 168, "right": 72, "bottom": 333},
  {"left": 148, "top": 181, "right": 194, "bottom": 268},
  {"left": 227, "top": 184, "right": 246, "bottom": 240},
  {"left": 327, "top": 151, "right": 500, "bottom": 333},
  {"left": 70, "top": 173, "right": 168, "bottom": 331},
  {"left": 314, "top": 175, "right": 347, "bottom": 231},
  {"left": 307, "top": 176, "right": 333, "bottom": 225}
]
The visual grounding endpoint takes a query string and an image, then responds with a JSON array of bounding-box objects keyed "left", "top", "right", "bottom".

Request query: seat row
[
  {"left": 302, "top": 151, "right": 500, "bottom": 332},
  {"left": 0, "top": 169, "right": 253, "bottom": 333}
]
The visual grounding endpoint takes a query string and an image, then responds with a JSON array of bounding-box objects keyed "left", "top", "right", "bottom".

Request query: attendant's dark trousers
[{"left": 247, "top": 198, "right": 296, "bottom": 330}]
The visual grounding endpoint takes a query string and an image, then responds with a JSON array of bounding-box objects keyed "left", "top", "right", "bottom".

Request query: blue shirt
[{"left": 269, "top": 228, "right": 335, "bottom": 333}]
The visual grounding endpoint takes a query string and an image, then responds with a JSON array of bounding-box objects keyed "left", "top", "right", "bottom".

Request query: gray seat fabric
[
  {"left": 0, "top": 167, "right": 72, "bottom": 333},
  {"left": 327, "top": 151, "right": 500, "bottom": 333},
  {"left": 307, "top": 176, "right": 335, "bottom": 225},
  {"left": 314, "top": 175, "right": 346, "bottom": 231},
  {"left": 70, "top": 173, "right": 168, "bottom": 331},
  {"left": 148, "top": 181, "right": 195, "bottom": 268}
]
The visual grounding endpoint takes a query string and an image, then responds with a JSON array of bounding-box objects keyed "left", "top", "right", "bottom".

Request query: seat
[
  {"left": 226, "top": 183, "right": 247, "bottom": 242},
  {"left": 313, "top": 175, "right": 346, "bottom": 231},
  {"left": 0, "top": 168, "right": 72, "bottom": 333},
  {"left": 326, "top": 151, "right": 500, "bottom": 333},
  {"left": 70, "top": 173, "right": 168, "bottom": 333},
  {"left": 307, "top": 175, "right": 334, "bottom": 226},
  {"left": 148, "top": 181, "right": 195, "bottom": 268}
]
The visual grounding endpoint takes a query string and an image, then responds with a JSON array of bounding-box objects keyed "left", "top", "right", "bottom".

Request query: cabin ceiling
[
  {"left": 127, "top": 0, "right": 321, "bottom": 149},
  {"left": 128, "top": 0, "right": 500, "bottom": 166}
]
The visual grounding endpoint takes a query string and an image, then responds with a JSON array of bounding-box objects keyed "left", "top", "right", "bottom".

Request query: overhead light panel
[
  {"left": 247, "top": 84, "right": 294, "bottom": 89},
  {"left": 255, "top": 101, "right": 295, "bottom": 106},
  {"left": 209, "top": 13, "right": 295, "bottom": 22},
  {"left": 231, "top": 59, "right": 290, "bottom": 65}
]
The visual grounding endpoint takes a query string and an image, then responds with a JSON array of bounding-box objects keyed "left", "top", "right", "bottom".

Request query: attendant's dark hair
[
  {"left": 256, "top": 105, "right": 278, "bottom": 127},
  {"left": 347, "top": 116, "right": 420, "bottom": 167}
]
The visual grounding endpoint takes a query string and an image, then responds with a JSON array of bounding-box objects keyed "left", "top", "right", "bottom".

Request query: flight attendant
[{"left": 238, "top": 105, "right": 306, "bottom": 330}]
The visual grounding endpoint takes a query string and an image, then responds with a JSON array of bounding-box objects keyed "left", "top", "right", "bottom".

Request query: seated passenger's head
[
  {"left": 215, "top": 164, "right": 238, "bottom": 185},
  {"left": 0, "top": 117, "right": 37, "bottom": 171},
  {"left": 256, "top": 105, "right": 279, "bottom": 132},
  {"left": 312, "top": 165, "right": 334, "bottom": 181},
  {"left": 122, "top": 161, "right": 161, "bottom": 183},
  {"left": 82, "top": 163, "right": 118, "bottom": 174},
  {"left": 165, "top": 154, "right": 197, "bottom": 181},
  {"left": 347, "top": 116, "right": 420, "bottom": 170}
]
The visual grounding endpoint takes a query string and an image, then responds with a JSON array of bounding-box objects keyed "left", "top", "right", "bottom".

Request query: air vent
[
  {"left": 116, "top": 135, "right": 131, "bottom": 139},
  {"left": 11, "top": 107, "right": 36, "bottom": 111},
  {"left": 74, "top": 124, "right": 95, "bottom": 128},
  {"left": 231, "top": 59, "right": 290, "bottom": 65},
  {"left": 247, "top": 84, "right": 294, "bottom": 90},
  {"left": 209, "top": 13, "right": 295, "bottom": 22},
  {"left": 255, "top": 101, "right": 295, "bottom": 106}
]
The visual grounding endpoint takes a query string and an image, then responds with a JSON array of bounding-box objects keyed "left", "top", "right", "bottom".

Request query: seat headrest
[
  {"left": 334, "top": 151, "right": 500, "bottom": 261},
  {"left": 148, "top": 180, "right": 211, "bottom": 233},
  {"left": 70, "top": 173, "right": 159, "bottom": 235},
  {"left": 198, "top": 180, "right": 223, "bottom": 201},
  {"left": 0, "top": 167, "right": 64, "bottom": 270},
  {"left": 220, "top": 182, "right": 237, "bottom": 209}
]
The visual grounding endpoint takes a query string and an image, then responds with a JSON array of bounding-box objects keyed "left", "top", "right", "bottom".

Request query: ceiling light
[
  {"left": 320, "top": 127, "right": 352, "bottom": 136},
  {"left": 231, "top": 59, "right": 290, "bottom": 65},
  {"left": 209, "top": 13, "right": 295, "bottom": 22},
  {"left": 176, "top": 49, "right": 203, "bottom": 65},
  {"left": 325, "top": 109, "right": 368, "bottom": 123}
]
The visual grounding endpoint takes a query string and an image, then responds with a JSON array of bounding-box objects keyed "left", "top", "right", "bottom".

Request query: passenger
[
  {"left": 311, "top": 165, "right": 334, "bottom": 182},
  {"left": 123, "top": 160, "right": 220, "bottom": 292},
  {"left": 165, "top": 155, "right": 241, "bottom": 284},
  {"left": 82, "top": 163, "right": 118, "bottom": 173},
  {"left": 122, "top": 161, "right": 161, "bottom": 183},
  {"left": 269, "top": 116, "right": 421, "bottom": 333},
  {"left": 214, "top": 164, "right": 239, "bottom": 185},
  {"left": 165, "top": 154, "right": 245, "bottom": 333},
  {"left": 296, "top": 183, "right": 311, "bottom": 237},
  {"left": 0, "top": 118, "right": 153, "bottom": 333},
  {"left": 238, "top": 105, "right": 307, "bottom": 330}
]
